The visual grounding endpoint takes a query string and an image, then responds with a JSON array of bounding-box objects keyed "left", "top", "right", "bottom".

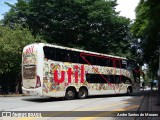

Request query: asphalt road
[{"left": 0, "top": 90, "right": 150, "bottom": 120}]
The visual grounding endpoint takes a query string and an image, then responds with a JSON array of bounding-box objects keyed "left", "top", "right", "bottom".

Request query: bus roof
[{"left": 28, "top": 43, "right": 127, "bottom": 60}]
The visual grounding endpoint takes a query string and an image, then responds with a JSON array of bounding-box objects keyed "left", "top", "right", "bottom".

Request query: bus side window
[
  {"left": 43, "top": 47, "right": 49, "bottom": 59},
  {"left": 94, "top": 75, "right": 99, "bottom": 83},
  {"left": 55, "top": 49, "right": 60, "bottom": 61},
  {"left": 122, "top": 76, "right": 132, "bottom": 84},
  {"left": 98, "top": 75, "right": 107, "bottom": 83},
  {"left": 91, "top": 56, "right": 97, "bottom": 66},
  {"left": 79, "top": 54, "right": 85, "bottom": 64},
  {"left": 70, "top": 51, "right": 79, "bottom": 63},
  {"left": 65, "top": 52, "right": 71, "bottom": 62},
  {"left": 98, "top": 57, "right": 106, "bottom": 66},
  {"left": 108, "top": 59, "right": 113, "bottom": 67},
  {"left": 43, "top": 47, "right": 56, "bottom": 61},
  {"left": 115, "top": 59, "right": 120, "bottom": 68},
  {"left": 86, "top": 74, "right": 106, "bottom": 83},
  {"left": 55, "top": 49, "right": 66, "bottom": 62},
  {"left": 107, "top": 75, "right": 112, "bottom": 83},
  {"left": 85, "top": 56, "right": 92, "bottom": 65},
  {"left": 115, "top": 75, "right": 120, "bottom": 83},
  {"left": 119, "top": 75, "right": 122, "bottom": 83},
  {"left": 84, "top": 56, "right": 97, "bottom": 65},
  {"left": 121, "top": 60, "right": 127, "bottom": 69},
  {"left": 106, "top": 58, "right": 109, "bottom": 67},
  {"left": 86, "top": 74, "right": 91, "bottom": 83},
  {"left": 121, "top": 76, "right": 126, "bottom": 83},
  {"left": 112, "top": 75, "right": 116, "bottom": 83},
  {"left": 110, "top": 75, "right": 116, "bottom": 83},
  {"left": 86, "top": 74, "right": 97, "bottom": 83}
]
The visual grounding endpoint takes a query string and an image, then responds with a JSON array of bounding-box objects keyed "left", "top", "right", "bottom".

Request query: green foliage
[
  {"left": 0, "top": 25, "right": 35, "bottom": 74},
  {"left": 131, "top": 0, "right": 160, "bottom": 76},
  {"left": 3, "top": 0, "right": 132, "bottom": 57},
  {"left": 0, "top": 0, "right": 143, "bottom": 94},
  {"left": 0, "top": 25, "right": 36, "bottom": 94}
]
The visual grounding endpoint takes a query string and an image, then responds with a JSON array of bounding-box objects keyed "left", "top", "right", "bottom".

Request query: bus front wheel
[
  {"left": 65, "top": 88, "right": 76, "bottom": 100},
  {"left": 127, "top": 87, "right": 131, "bottom": 95},
  {"left": 78, "top": 88, "right": 88, "bottom": 99}
]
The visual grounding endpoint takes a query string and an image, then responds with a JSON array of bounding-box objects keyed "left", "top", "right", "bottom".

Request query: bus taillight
[{"left": 36, "top": 76, "right": 41, "bottom": 88}]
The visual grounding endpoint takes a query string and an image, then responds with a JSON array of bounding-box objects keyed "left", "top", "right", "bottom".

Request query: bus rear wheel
[
  {"left": 65, "top": 88, "right": 76, "bottom": 100},
  {"left": 78, "top": 88, "right": 88, "bottom": 99},
  {"left": 127, "top": 87, "right": 131, "bottom": 95}
]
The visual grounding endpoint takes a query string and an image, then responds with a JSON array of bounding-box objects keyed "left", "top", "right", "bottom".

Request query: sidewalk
[
  {"left": 137, "top": 88, "right": 160, "bottom": 120},
  {"left": 0, "top": 93, "right": 25, "bottom": 97},
  {"left": 148, "top": 89, "right": 160, "bottom": 120}
]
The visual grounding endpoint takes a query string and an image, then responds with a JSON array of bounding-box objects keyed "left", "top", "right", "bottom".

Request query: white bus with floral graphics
[{"left": 22, "top": 43, "right": 140, "bottom": 99}]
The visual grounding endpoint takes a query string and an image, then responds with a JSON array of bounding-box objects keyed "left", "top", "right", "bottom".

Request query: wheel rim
[
  {"left": 79, "top": 90, "right": 85, "bottom": 97},
  {"left": 68, "top": 91, "right": 74, "bottom": 98}
]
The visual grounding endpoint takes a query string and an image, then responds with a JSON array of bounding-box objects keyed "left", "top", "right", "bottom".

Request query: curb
[
  {"left": 148, "top": 90, "right": 160, "bottom": 120},
  {"left": 148, "top": 91, "right": 152, "bottom": 120},
  {"left": 0, "top": 94, "right": 28, "bottom": 97},
  {"left": 148, "top": 91, "right": 152, "bottom": 111}
]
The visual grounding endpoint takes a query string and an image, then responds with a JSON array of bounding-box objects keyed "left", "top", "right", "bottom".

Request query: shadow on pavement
[
  {"left": 22, "top": 97, "right": 66, "bottom": 102},
  {"left": 21, "top": 91, "right": 143, "bottom": 103}
]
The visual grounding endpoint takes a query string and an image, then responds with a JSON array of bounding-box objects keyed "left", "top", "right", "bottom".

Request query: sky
[
  {"left": 116, "top": 0, "right": 140, "bottom": 20},
  {"left": 0, "top": 0, "right": 17, "bottom": 20},
  {"left": 0, "top": 0, "right": 140, "bottom": 20}
]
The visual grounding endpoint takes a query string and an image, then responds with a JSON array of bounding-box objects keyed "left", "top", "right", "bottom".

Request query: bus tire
[
  {"left": 65, "top": 88, "right": 76, "bottom": 100},
  {"left": 78, "top": 87, "right": 88, "bottom": 99},
  {"left": 127, "top": 87, "right": 131, "bottom": 95}
]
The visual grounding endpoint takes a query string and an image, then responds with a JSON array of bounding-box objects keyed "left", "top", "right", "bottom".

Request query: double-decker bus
[{"left": 22, "top": 43, "right": 140, "bottom": 99}]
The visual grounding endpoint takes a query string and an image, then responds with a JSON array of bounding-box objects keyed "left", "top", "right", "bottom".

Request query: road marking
[
  {"left": 77, "top": 105, "right": 140, "bottom": 120},
  {"left": 75, "top": 101, "right": 129, "bottom": 111},
  {"left": 116, "top": 104, "right": 140, "bottom": 111},
  {"left": 75, "top": 96, "right": 143, "bottom": 111},
  {"left": 16, "top": 96, "right": 143, "bottom": 119}
]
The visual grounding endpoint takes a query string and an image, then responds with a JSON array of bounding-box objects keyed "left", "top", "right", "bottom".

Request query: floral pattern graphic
[
  {"left": 43, "top": 59, "right": 133, "bottom": 94},
  {"left": 23, "top": 51, "right": 37, "bottom": 65}
]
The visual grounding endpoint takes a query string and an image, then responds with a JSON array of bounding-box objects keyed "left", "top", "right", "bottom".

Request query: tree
[
  {"left": 0, "top": 25, "right": 36, "bottom": 94},
  {"left": 3, "top": 0, "right": 132, "bottom": 57},
  {"left": 131, "top": 0, "right": 160, "bottom": 76}
]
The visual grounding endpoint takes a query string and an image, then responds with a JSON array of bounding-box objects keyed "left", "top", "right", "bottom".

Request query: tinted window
[
  {"left": 115, "top": 60, "right": 120, "bottom": 68},
  {"left": 43, "top": 46, "right": 80, "bottom": 63},
  {"left": 121, "top": 76, "right": 132, "bottom": 84},
  {"left": 121, "top": 60, "right": 127, "bottom": 68},
  {"left": 106, "top": 58, "right": 113, "bottom": 67},
  {"left": 43, "top": 47, "right": 56, "bottom": 60},
  {"left": 43, "top": 46, "right": 122, "bottom": 68},
  {"left": 86, "top": 74, "right": 131, "bottom": 84},
  {"left": 86, "top": 74, "right": 108, "bottom": 83},
  {"left": 98, "top": 57, "right": 107, "bottom": 66},
  {"left": 84, "top": 56, "right": 98, "bottom": 65},
  {"left": 70, "top": 51, "right": 79, "bottom": 63},
  {"left": 56, "top": 49, "right": 66, "bottom": 61},
  {"left": 86, "top": 74, "right": 123, "bottom": 84}
]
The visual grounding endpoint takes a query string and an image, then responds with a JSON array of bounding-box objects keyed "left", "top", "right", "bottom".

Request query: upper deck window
[{"left": 43, "top": 46, "right": 126, "bottom": 68}]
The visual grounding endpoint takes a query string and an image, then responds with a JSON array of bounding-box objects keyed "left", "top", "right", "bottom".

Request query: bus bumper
[{"left": 22, "top": 87, "right": 42, "bottom": 96}]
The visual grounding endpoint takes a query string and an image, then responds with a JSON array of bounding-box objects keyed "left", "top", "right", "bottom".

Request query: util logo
[
  {"left": 25, "top": 46, "right": 34, "bottom": 55},
  {"left": 54, "top": 65, "right": 85, "bottom": 83}
]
